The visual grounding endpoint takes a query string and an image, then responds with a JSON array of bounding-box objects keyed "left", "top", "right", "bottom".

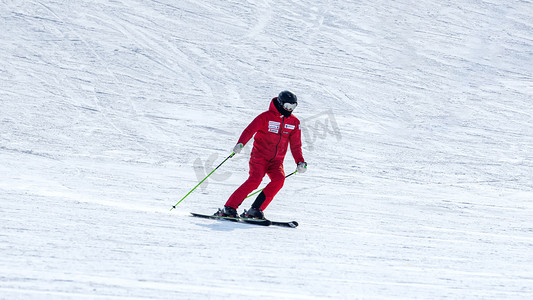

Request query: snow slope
[{"left": 1, "top": 0, "right": 532, "bottom": 298}]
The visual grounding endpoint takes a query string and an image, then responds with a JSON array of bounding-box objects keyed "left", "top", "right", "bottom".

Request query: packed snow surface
[{"left": 1, "top": 0, "right": 532, "bottom": 299}]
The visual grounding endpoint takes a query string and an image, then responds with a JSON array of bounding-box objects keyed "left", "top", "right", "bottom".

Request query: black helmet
[{"left": 277, "top": 90, "right": 298, "bottom": 111}]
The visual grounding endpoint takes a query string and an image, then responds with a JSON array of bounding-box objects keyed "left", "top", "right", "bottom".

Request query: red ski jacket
[{"left": 237, "top": 98, "right": 305, "bottom": 164}]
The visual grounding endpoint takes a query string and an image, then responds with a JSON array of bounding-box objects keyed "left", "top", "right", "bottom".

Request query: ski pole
[
  {"left": 170, "top": 152, "right": 236, "bottom": 211},
  {"left": 244, "top": 170, "right": 298, "bottom": 199}
]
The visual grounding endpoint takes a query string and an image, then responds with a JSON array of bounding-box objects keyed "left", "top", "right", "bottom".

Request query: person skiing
[{"left": 215, "top": 90, "right": 307, "bottom": 219}]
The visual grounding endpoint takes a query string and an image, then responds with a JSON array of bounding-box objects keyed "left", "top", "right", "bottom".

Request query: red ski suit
[{"left": 225, "top": 98, "right": 305, "bottom": 210}]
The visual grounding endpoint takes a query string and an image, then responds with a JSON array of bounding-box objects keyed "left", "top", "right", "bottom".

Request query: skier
[{"left": 215, "top": 90, "right": 307, "bottom": 219}]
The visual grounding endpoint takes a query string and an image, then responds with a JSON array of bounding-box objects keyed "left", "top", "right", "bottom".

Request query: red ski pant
[{"left": 225, "top": 157, "right": 285, "bottom": 211}]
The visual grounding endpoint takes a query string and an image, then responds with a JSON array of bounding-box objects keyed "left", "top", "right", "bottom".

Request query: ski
[
  {"left": 271, "top": 220, "right": 299, "bottom": 228},
  {"left": 190, "top": 212, "right": 298, "bottom": 228},
  {"left": 190, "top": 212, "right": 271, "bottom": 226}
]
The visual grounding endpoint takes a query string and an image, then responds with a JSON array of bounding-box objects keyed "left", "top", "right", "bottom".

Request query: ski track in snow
[{"left": 1, "top": 0, "right": 532, "bottom": 299}]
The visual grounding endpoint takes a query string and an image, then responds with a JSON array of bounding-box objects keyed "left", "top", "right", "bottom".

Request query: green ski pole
[
  {"left": 244, "top": 170, "right": 298, "bottom": 199},
  {"left": 170, "top": 152, "right": 235, "bottom": 211}
]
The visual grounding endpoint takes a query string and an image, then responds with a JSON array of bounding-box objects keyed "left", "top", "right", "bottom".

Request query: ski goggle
[{"left": 282, "top": 102, "right": 298, "bottom": 111}]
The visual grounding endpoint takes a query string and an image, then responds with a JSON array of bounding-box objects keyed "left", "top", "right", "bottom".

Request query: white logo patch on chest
[{"left": 268, "top": 121, "right": 281, "bottom": 133}]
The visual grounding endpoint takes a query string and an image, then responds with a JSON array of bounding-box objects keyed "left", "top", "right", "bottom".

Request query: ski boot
[
  {"left": 214, "top": 206, "right": 238, "bottom": 218},
  {"left": 240, "top": 207, "right": 265, "bottom": 219}
]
